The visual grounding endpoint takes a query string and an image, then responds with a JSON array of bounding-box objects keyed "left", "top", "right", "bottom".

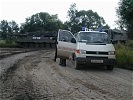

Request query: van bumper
[{"left": 76, "top": 57, "right": 115, "bottom": 66}]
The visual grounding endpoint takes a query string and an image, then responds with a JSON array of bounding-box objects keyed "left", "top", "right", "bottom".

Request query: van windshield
[{"left": 77, "top": 32, "right": 110, "bottom": 44}]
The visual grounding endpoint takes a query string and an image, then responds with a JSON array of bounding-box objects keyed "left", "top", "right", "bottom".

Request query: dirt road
[
  {"left": 0, "top": 48, "right": 39, "bottom": 59},
  {"left": 0, "top": 50, "right": 132, "bottom": 100}
]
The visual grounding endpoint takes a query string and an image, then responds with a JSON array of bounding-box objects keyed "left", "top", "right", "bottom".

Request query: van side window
[{"left": 59, "top": 31, "right": 73, "bottom": 42}]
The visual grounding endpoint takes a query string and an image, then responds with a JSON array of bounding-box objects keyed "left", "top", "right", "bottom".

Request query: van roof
[{"left": 78, "top": 31, "right": 107, "bottom": 34}]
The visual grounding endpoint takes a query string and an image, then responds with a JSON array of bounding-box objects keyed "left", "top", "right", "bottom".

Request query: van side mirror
[
  {"left": 110, "top": 39, "right": 113, "bottom": 43},
  {"left": 52, "top": 37, "right": 56, "bottom": 40},
  {"left": 71, "top": 38, "right": 76, "bottom": 43}
]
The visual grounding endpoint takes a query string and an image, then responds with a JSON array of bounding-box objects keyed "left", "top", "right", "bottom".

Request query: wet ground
[{"left": 0, "top": 49, "right": 132, "bottom": 100}]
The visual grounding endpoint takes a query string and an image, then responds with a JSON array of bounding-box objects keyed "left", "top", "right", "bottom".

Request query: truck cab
[{"left": 56, "top": 29, "right": 116, "bottom": 70}]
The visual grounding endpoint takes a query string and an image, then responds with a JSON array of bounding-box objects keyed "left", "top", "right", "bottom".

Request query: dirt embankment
[
  {"left": 0, "top": 48, "right": 40, "bottom": 59},
  {"left": 0, "top": 50, "right": 132, "bottom": 100}
]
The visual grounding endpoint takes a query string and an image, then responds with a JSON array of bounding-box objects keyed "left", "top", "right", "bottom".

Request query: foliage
[
  {"left": 66, "top": 3, "right": 110, "bottom": 33},
  {"left": 20, "top": 12, "right": 63, "bottom": 33},
  {"left": 126, "top": 40, "right": 133, "bottom": 47},
  {"left": 8, "top": 21, "right": 19, "bottom": 33},
  {"left": 0, "top": 40, "right": 19, "bottom": 48},
  {"left": 0, "top": 20, "right": 19, "bottom": 39},
  {"left": 0, "top": 4, "right": 111, "bottom": 39},
  {"left": 117, "top": 0, "right": 133, "bottom": 38},
  {"left": 115, "top": 42, "right": 133, "bottom": 70}
]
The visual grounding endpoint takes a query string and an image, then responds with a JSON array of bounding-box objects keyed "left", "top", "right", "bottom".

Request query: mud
[
  {"left": 0, "top": 50, "right": 132, "bottom": 100},
  {"left": 0, "top": 48, "right": 40, "bottom": 59}
]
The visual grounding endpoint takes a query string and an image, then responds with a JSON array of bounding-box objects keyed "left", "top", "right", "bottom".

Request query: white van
[{"left": 56, "top": 29, "right": 116, "bottom": 70}]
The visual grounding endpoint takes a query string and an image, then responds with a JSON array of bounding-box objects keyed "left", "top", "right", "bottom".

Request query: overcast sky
[{"left": 0, "top": 0, "right": 120, "bottom": 28}]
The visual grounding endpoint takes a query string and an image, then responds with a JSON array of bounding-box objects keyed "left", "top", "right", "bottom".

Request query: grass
[
  {"left": 0, "top": 39, "right": 133, "bottom": 70},
  {"left": 0, "top": 39, "right": 19, "bottom": 48},
  {"left": 115, "top": 40, "right": 133, "bottom": 70}
]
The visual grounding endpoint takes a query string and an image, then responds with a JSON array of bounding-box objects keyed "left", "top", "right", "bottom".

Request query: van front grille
[
  {"left": 86, "top": 56, "right": 108, "bottom": 59},
  {"left": 86, "top": 51, "right": 108, "bottom": 55}
]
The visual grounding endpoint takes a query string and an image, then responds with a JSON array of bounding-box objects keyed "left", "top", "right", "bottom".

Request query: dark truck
[
  {"left": 103, "top": 29, "right": 127, "bottom": 43},
  {"left": 15, "top": 31, "right": 57, "bottom": 48}
]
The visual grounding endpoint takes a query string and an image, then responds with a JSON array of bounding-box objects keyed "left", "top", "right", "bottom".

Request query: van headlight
[
  {"left": 75, "top": 49, "right": 86, "bottom": 54},
  {"left": 108, "top": 51, "right": 115, "bottom": 55},
  {"left": 80, "top": 50, "right": 86, "bottom": 54}
]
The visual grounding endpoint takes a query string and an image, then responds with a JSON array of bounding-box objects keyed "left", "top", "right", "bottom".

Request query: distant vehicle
[
  {"left": 15, "top": 31, "right": 57, "bottom": 48},
  {"left": 56, "top": 29, "right": 116, "bottom": 70},
  {"left": 103, "top": 29, "right": 127, "bottom": 43}
]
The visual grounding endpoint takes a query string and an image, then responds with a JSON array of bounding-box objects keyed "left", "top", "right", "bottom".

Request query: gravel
[{"left": 0, "top": 50, "right": 132, "bottom": 100}]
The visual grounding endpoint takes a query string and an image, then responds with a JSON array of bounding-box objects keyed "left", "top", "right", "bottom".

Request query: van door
[{"left": 57, "top": 29, "right": 76, "bottom": 59}]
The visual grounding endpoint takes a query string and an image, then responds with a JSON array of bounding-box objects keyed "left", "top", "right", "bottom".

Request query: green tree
[
  {"left": 0, "top": 20, "right": 8, "bottom": 33},
  {"left": 67, "top": 3, "right": 79, "bottom": 33},
  {"left": 117, "top": 0, "right": 133, "bottom": 38},
  {"left": 76, "top": 10, "right": 107, "bottom": 29},
  {"left": 8, "top": 21, "right": 19, "bottom": 33},
  {"left": 20, "top": 12, "right": 63, "bottom": 33},
  {"left": 66, "top": 3, "right": 109, "bottom": 33},
  {"left": 0, "top": 20, "right": 19, "bottom": 39},
  {"left": 0, "top": 20, "right": 8, "bottom": 39}
]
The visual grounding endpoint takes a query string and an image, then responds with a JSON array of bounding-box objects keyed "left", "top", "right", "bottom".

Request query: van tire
[
  {"left": 107, "top": 66, "right": 114, "bottom": 70},
  {"left": 54, "top": 44, "right": 57, "bottom": 62},
  {"left": 75, "top": 61, "right": 80, "bottom": 70},
  {"left": 72, "top": 53, "right": 75, "bottom": 61},
  {"left": 59, "top": 58, "right": 66, "bottom": 66}
]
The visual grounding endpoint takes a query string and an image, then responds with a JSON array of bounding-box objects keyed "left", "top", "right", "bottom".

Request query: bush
[
  {"left": 126, "top": 40, "right": 133, "bottom": 48},
  {"left": 0, "top": 40, "right": 19, "bottom": 48},
  {"left": 115, "top": 42, "right": 133, "bottom": 70}
]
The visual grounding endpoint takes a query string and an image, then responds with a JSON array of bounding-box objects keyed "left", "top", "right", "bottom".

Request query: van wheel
[
  {"left": 75, "top": 61, "right": 80, "bottom": 70},
  {"left": 72, "top": 53, "right": 75, "bottom": 61},
  {"left": 107, "top": 66, "right": 114, "bottom": 70},
  {"left": 54, "top": 45, "right": 57, "bottom": 62},
  {"left": 59, "top": 58, "right": 66, "bottom": 66}
]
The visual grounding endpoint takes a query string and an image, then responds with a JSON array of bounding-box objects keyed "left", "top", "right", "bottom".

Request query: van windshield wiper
[
  {"left": 93, "top": 41, "right": 104, "bottom": 43},
  {"left": 78, "top": 41, "right": 87, "bottom": 43},
  {"left": 86, "top": 41, "right": 106, "bottom": 45},
  {"left": 86, "top": 41, "right": 103, "bottom": 43}
]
